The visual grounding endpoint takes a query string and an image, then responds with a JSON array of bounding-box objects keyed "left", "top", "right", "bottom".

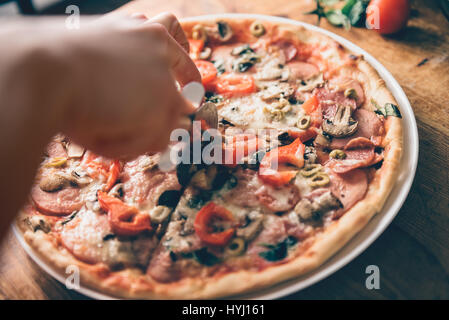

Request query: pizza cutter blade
[{"left": 158, "top": 82, "right": 218, "bottom": 171}]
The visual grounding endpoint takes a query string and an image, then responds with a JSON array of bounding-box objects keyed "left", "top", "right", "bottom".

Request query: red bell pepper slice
[
  {"left": 194, "top": 202, "right": 235, "bottom": 246},
  {"left": 105, "top": 160, "right": 121, "bottom": 192},
  {"left": 258, "top": 138, "right": 305, "bottom": 187},
  {"left": 97, "top": 191, "right": 151, "bottom": 237},
  {"left": 189, "top": 39, "right": 204, "bottom": 57},
  {"left": 301, "top": 95, "right": 322, "bottom": 128}
]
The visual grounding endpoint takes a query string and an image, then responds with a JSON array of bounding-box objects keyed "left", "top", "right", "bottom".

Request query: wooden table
[{"left": 1, "top": 0, "right": 449, "bottom": 299}]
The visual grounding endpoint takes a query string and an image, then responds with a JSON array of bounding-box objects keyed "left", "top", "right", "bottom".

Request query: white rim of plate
[{"left": 12, "top": 13, "right": 419, "bottom": 300}]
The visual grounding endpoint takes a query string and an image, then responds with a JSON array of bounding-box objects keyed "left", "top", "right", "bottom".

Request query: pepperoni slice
[
  {"left": 31, "top": 184, "right": 83, "bottom": 216},
  {"left": 255, "top": 183, "right": 300, "bottom": 212},
  {"left": 328, "top": 137, "right": 376, "bottom": 174},
  {"left": 60, "top": 208, "right": 156, "bottom": 266},
  {"left": 315, "top": 87, "right": 357, "bottom": 120},
  {"left": 121, "top": 156, "right": 181, "bottom": 206},
  {"left": 330, "top": 77, "right": 365, "bottom": 107}
]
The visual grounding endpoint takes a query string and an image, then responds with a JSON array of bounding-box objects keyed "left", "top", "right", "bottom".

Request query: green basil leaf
[
  {"left": 325, "top": 10, "right": 351, "bottom": 30},
  {"left": 348, "top": 0, "right": 370, "bottom": 26},
  {"left": 341, "top": 0, "right": 357, "bottom": 16},
  {"left": 371, "top": 99, "right": 402, "bottom": 118},
  {"left": 385, "top": 103, "right": 402, "bottom": 118}
]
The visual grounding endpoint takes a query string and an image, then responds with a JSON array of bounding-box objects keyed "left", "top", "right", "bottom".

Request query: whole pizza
[{"left": 17, "top": 17, "right": 403, "bottom": 299}]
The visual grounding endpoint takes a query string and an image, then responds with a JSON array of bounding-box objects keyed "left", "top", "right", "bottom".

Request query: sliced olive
[
  {"left": 250, "top": 21, "right": 265, "bottom": 37},
  {"left": 329, "top": 149, "right": 346, "bottom": 159},
  {"left": 309, "top": 172, "right": 330, "bottom": 187},
  {"left": 158, "top": 190, "right": 182, "bottom": 208},
  {"left": 45, "top": 157, "right": 67, "bottom": 168},
  {"left": 344, "top": 88, "right": 358, "bottom": 99},
  {"left": 216, "top": 21, "right": 232, "bottom": 41},
  {"left": 297, "top": 115, "right": 311, "bottom": 130},
  {"left": 299, "top": 164, "right": 323, "bottom": 177},
  {"left": 225, "top": 237, "right": 246, "bottom": 257}
]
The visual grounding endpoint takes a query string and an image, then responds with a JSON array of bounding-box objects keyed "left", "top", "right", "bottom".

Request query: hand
[{"left": 58, "top": 13, "right": 201, "bottom": 158}]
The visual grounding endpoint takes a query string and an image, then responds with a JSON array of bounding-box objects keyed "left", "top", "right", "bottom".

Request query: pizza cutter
[{"left": 158, "top": 82, "right": 218, "bottom": 171}]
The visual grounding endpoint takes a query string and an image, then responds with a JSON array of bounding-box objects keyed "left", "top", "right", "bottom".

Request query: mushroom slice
[
  {"left": 39, "top": 174, "right": 68, "bottom": 192},
  {"left": 322, "top": 105, "right": 358, "bottom": 138},
  {"left": 66, "top": 142, "right": 85, "bottom": 159}
]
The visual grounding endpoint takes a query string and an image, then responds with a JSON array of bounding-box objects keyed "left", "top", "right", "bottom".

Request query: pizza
[{"left": 16, "top": 17, "right": 403, "bottom": 299}]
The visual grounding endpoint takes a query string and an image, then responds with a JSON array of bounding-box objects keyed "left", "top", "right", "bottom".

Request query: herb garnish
[
  {"left": 371, "top": 99, "right": 402, "bottom": 118},
  {"left": 306, "top": 0, "right": 370, "bottom": 30}
]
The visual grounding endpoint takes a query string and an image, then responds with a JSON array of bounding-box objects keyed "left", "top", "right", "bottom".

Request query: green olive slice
[{"left": 250, "top": 21, "right": 266, "bottom": 37}]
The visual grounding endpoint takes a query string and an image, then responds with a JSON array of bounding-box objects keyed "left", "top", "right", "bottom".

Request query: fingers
[
  {"left": 145, "top": 12, "right": 190, "bottom": 53},
  {"left": 149, "top": 23, "right": 201, "bottom": 87}
]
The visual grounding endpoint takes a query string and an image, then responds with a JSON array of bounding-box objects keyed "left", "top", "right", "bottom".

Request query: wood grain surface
[{"left": 1, "top": 0, "right": 448, "bottom": 299}]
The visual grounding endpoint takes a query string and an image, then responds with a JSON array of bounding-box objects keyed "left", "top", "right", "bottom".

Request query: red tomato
[
  {"left": 194, "top": 60, "right": 217, "bottom": 86},
  {"left": 215, "top": 74, "right": 256, "bottom": 97},
  {"left": 366, "top": 0, "right": 410, "bottom": 35}
]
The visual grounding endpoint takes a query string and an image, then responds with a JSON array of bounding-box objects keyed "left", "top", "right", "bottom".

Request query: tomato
[
  {"left": 193, "top": 202, "right": 235, "bottom": 246},
  {"left": 258, "top": 138, "right": 305, "bottom": 187},
  {"left": 366, "top": 0, "right": 410, "bottom": 35},
  {"left": 215, "top": 74, "right": 256, "bottom": 97},
  {"left": 194, "top": 60, "right": 217, "bottom": 86},
  {"left": 97, "top": 191, "right": 151, "bottom": 236}
]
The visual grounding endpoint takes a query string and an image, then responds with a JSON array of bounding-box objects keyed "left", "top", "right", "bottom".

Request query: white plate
[{"left": 13, "top": 13, "right": 419, "bottom": 300}]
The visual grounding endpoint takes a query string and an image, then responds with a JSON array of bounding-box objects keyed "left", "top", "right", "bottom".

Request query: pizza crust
[{"left": 16, "top": 18, "right": 403, "bottom": 299}]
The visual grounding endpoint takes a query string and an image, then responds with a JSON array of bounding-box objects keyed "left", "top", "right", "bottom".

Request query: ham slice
[
  {"left": 247, "top": 215, "right": 287, "bottom": 256},
  {"left": 287, "top": 61, "right": 319, "bottom": 80},
  {"left": 31, "top": 184, "right": 82, "bottom": 216},
  {"left": 315, "top": 87, "right": 357, "bottom": 120},
  {"left": 147, "top": 247, "right": 180, "bottom": 283},
  {"left": 121, "top": 156, "right": 181, "bottom": 206},
  {"left": 328, "top": 137, "right": 382, "bottom": 174},
  {"left": 46, "top": 140, "right": 67, "bottom": 158},
  {"left": 274, "top": 41, "right": 297, "bottom": 62},
  {"left": 221, "top": 169, "right": 260, "bottom": 208},
  {"left": 325, "top": 167, "right": 368, "bottom": 213},
  {"left": 60, "top": 207, "right": 156, "bottom": 267},
  {"left": 330, "top": 109, "right": 384, "bottom": 149},
  {"left": 329, "top": 77, "right": 365, "bottom": 107}
]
